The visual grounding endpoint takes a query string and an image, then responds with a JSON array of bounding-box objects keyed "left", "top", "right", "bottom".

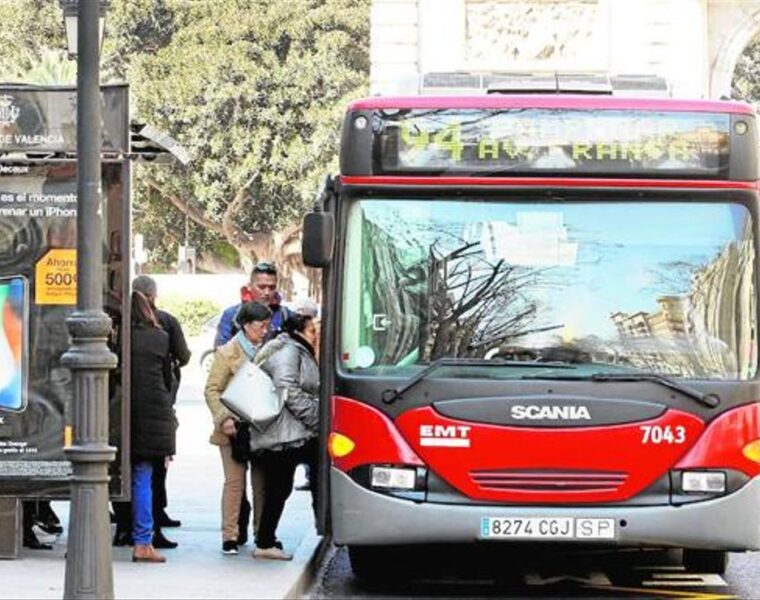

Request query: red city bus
[{"left": 302, "top": 94, "right": 760, "bottom": 582}]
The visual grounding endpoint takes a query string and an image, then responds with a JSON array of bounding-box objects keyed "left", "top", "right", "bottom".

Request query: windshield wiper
[
  {"left": 520, "top": 372, "right": 720, "bottom": 408},
  {"left": 381, "top": 357, "right": 575, "bottom": 405}
]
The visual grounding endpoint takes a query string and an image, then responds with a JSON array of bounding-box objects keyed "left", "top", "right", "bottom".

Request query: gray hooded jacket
[{"left": 248, "top": 333, "right": 319, "bottom": 452}]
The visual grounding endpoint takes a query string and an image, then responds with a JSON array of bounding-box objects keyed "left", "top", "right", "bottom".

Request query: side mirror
[{"left": 302, "top": 212, "right": 334, "bottom": 268}]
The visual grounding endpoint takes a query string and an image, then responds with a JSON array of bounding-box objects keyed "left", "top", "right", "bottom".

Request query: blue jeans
[{"left": 131, "top": 461, "right": 154, "bottom": 545}]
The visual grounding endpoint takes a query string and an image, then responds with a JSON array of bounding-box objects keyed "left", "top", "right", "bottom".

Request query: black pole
[{"left": 62, "top": 1, "right": 117, "bottom": 598}]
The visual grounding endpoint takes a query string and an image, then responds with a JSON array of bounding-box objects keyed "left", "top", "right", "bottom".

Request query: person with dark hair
[
  {"left": 131, "top": 275, "right": 191, "bottom": 549},
  {"left": 250, "top": 312, "right": 320, "bottom": 560},
  {"left": 214, "top": 261, "right": 291, "bottom": 545},
  {"left": 204, "top": 302, "right": 271, "bottom": 555},
  {"left": 289, "top": 298, "right": 321, "bottom": 492},
  {"left": 215, "top": 261, "right": 290, "bottom": 347},
  {"left": 132, "top": 276, "right": 191, "bottom": 400},
  {"left": 128, "top": 291, "right": 177, "bottom": 563}
]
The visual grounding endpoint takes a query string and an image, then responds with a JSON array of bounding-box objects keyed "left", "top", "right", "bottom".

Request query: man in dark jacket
[
  {"left": 215, "top": 262, "right": 290, "bottom": 347},
  {"left": 214, "top": 261, "right": 290, "bottom": 546},
  {"left": 131, "top": 275, "right": 191, "bottom": 548}
]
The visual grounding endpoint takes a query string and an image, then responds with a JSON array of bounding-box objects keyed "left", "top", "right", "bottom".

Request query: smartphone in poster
[{"left": 0, "top": 276, "right": 27, "bottom": 412}]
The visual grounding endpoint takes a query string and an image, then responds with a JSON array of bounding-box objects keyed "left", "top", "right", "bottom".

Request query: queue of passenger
[
  {"left": 99, "top": 262, "right": 321, "bottom": 564},
  {"left": 203, "top": 260, "right": 321, "bottom": 561},
  {"left": 21, "top": 263, "right": 320, "bottom": 562}
]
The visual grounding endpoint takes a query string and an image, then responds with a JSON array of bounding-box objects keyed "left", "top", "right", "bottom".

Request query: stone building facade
[
  {"left": 609, "top": 225, "right": 755, "bottom": 379},
  {"left": 371, "top": 0, "right": 760, "bottom": 99}
]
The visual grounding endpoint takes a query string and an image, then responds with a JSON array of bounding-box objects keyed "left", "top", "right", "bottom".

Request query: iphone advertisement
[{"left": 0, "top": 85, "right": 129, "bottom": 498}]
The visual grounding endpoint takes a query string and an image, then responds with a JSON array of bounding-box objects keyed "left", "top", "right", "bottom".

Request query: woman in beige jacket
[{"left": 204, "top": 301, "right": 270, "bottom": 555}]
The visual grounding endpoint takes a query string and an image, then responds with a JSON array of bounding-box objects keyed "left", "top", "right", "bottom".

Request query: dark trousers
[
  {"left": 152, "top": 457, "right": 168, "bottom": 517},
  {"left": 113, "top": 500, "right": 131, "bottom": 532},
  {"left": 256, "top": 439, "right": 317, "bottom": 549},
  {"left": 238, "top": 491, "right": 251, "bottom": 538}
]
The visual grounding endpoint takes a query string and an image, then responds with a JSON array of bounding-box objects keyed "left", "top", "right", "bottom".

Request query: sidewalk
[{"left": 0, "top": 360, "right": 322, "bottom": 599}]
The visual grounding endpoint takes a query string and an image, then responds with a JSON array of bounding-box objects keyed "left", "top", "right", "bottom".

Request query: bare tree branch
[{"left": 147, "top": 177, "right": 224, "bottom": 235}]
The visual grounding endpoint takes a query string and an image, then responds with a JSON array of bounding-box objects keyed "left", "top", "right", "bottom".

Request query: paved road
[
  {"left": 30, "top": 351, "right": 317, "bottom": 600},
  {"left": 310, "top": 545, "right": 759, "bottom": 599}
]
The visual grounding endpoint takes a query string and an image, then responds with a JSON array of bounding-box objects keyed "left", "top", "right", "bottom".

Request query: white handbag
[{"left": 220, "top": 361, "right": 282, "bottom": 430}]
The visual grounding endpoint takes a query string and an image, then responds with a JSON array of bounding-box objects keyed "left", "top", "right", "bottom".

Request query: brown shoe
[
  {"left": 252, "top": 546, "right": 292, "bottom": 561},
  {"left": 132, "top": 543, "right": 166, "bottom": 563}
]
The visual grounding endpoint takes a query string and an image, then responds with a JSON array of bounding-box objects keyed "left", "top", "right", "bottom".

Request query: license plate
[{"left": 480, "top": 517, "right": 616, "bottom": 540}]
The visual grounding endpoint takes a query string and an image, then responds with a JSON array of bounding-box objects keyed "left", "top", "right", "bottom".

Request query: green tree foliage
[
  {"left": 732, "top": 36, "right": 760, "bottom": 102},
  {"left": 0, "top": 0, "right": 370, "bottom": 274},
  {"left": 128, "top": 0, "right": 370, "bottom": 269},
  {"left": 0, "top": 0, "right": 65, "bottom": 82},
  {"left": 102, "top": 0, "right": 182, "bottom": 81},
  {"left": 158, "top": 296, "right": 220, "bottom": 336}
]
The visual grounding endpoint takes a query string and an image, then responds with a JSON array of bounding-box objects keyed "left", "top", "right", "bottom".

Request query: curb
[{"left": 283, "top": 532, "right": 331, "bottom": 599}]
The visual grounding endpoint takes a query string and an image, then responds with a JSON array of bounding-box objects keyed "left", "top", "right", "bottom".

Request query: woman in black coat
[{"left": 129, "top": 291, "right": 176, "bottom": 563}]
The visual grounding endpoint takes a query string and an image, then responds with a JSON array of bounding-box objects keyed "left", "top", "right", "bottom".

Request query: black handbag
[{"left": 230, "top": 421, "right": 251, "bottom": 463}]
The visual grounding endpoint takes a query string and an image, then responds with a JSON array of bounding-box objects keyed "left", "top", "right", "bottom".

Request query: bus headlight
[
  {"left": 742, "top": 440, "right": 760, "bottom": 463},
  {"left": 681, "top": 471, "right": 726, "bottom": 493},
  {"left": 370, "top": 466, "right": 417, "bottom": 490},
  {"left": 328, "top": 432, "right": 356, "bottom": 459}
]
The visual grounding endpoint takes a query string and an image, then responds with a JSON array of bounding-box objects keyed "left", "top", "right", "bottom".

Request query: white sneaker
[
  {"left": 252, "top": 546, "right": 293, "bottom": 561},
  {"left": 32, "top": 525, "right": 57, "bottom": 545},
  {"left": 222, "top": 541, "right": 239, "bottom": 555}
]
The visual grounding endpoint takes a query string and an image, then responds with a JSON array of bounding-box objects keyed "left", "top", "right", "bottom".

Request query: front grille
[{"left": 470, "top": 469, "right": 629, "bottom": 493}]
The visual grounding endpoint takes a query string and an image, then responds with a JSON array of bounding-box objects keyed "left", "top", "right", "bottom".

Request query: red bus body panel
[
  {"left": 394, "top": 406, "right": 703, "bottom": 504},
  {"left": 331, "top": 395, "right": 424, "bottom": 473},
  {"left": 677, "top": 402, "right": 760, "bottom": 476},
  {"left": 331, "top": 397, "right": 760, "bottom": 505},
  {"left": 341, "top": 176, "right": 759, "bottom": 191}
]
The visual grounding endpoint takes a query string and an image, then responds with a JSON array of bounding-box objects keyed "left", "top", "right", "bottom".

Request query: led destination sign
[{"left": 375, "top": 109, "right": 731, "bottom": 176}]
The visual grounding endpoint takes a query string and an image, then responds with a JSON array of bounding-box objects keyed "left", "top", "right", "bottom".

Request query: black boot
[
  {"left": 155, "top": 510, "right": 181, "bottom": 528},
  {"left": 113, "top": 529, "right": 133, "bottom": 547},
  {"left": 152, "top": 528, "right": 178, "bottom": 549}
]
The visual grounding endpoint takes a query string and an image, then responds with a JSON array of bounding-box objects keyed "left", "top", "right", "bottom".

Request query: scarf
[{"left": 234, "top": 330, "right": 258, "bottom": 361}]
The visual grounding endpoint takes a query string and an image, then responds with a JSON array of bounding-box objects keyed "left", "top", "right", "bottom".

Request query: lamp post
[
  {"left": 59, "top": 0, "right": 108, "bottom": 58},
  {"left": 59, "top": 1, "right": 117, "bottom": 599}
]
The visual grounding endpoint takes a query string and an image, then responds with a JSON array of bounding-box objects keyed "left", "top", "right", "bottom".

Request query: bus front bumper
[{"left": 331, "top": 468, "right": 760, "bottom": 550}]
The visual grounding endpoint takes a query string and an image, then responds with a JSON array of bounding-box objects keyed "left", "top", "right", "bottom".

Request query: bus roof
[{"left": 347, "top": 95, "right": 755, "bottom": 115}]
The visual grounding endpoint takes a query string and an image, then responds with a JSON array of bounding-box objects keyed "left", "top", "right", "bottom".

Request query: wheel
[
  {"left": 682, "top": 549, "right": 729, "bottom": 574},
  {"left": 348, "top": 546, "right": 385, "bottom": 585},
  {"left": 200, "top": 350, "right": 215, "bottom": 374},
  {"left": 348, "top": 546, "right": 410, "bottom": 586}
]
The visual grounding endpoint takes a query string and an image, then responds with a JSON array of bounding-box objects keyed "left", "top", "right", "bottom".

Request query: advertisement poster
[{"left": 0, "top": 86, "right": 129, "bottom": 498}]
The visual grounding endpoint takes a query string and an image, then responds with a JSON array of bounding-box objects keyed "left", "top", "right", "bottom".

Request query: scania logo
[
  {"left": 0, "top": 95, "right": 20, "bottom": 126},
  {"left": 511, "top": 405, "right": 592, "bottom": 420}
]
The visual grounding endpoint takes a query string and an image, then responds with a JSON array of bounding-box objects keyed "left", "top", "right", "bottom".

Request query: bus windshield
[{"left": 340, "top": 199, "right": 756, "bottom": 380}]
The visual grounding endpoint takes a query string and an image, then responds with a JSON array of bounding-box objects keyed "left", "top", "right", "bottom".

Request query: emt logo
[{"left": 419, "top": 424, "right": 471, "bottom": 448}]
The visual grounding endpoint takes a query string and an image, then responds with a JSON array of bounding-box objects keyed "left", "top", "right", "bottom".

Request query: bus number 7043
[{"left": 640, "top": 425, "right": 686, "bottom": 444}]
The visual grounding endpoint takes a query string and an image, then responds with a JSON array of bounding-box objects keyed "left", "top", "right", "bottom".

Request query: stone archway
[{"left": 709, "top": 0, "right": 760, "bottom": 98}]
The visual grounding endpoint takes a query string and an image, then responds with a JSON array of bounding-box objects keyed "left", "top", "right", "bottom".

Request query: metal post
[{"left": 62, "top": 0, "right": 117, "bottom": 598}]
